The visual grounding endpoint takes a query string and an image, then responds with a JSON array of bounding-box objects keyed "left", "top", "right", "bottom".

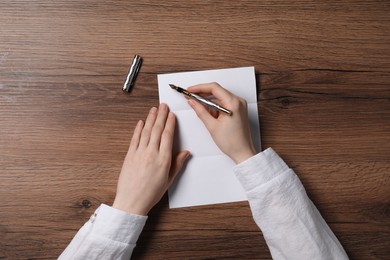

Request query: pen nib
[{"left": 169, "top": 84, "right": 177, "bottom": 90}]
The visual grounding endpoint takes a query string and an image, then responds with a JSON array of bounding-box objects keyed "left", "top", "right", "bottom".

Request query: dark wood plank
[{"left": 0, "top": 0, "right": 389, "bottom": 259}]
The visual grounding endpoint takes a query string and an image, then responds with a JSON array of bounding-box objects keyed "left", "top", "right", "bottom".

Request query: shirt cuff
[
  {"left": 233, "top": 147, "right": 290, "bottom": 192},
  {"left": 91, "top": 204, "right": 148, "bottom": 245}
]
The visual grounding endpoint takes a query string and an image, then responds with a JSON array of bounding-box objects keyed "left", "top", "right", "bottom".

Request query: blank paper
[{"left": 158, "top": 67, "right": 261, "bottom": 208}]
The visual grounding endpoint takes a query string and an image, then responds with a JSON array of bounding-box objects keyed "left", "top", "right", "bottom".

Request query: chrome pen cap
[{"left": 123, "top": 54, "right": 142, "bottom": 93}]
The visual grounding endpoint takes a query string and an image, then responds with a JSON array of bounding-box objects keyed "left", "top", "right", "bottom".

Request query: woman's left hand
[{"left": 113, "top": 103, "right": 190, "bottom": 215}]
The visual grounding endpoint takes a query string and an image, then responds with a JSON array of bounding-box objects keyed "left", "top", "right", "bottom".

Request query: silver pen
[{"left": 169, "top": 84, "right": 232, "bottom": 115}]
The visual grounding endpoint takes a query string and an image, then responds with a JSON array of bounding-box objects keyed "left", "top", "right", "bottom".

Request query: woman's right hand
[{"left": 187, "top": 83, "right": 256, "bottom": 164}]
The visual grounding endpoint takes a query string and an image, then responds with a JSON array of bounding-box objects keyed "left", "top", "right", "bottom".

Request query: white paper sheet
[{"left": 158, "top": 67, "right": 261, "bottom": 208}]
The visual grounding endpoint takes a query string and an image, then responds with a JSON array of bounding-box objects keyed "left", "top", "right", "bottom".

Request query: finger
[
  {"left": 167, "top": 150, "right": 191, "bottom": 188},
  {"left": 139, "top": 107, "right": 158, "bottom": 148},
  {"left": 208, "top": 97, "right": 221, "bottom": 118},
  {"left": 208, "top": 106, "right": 219, "bottom": 118},
  {"left": 187, "top": 96, "right": 220, "bottom": 118},
  {"left": 184, "top": 92, "right": 212, "bottom": 100},
  {"left": 149, "top": 103, "right": 169, "bottom": 148},
  {"left": 187, "top": 82, "right": 235, "bottom": 101},
  {"left": 129, "top": 120, "right": 144, "bottom": 152},
  {"left": 188, "top": 99, "right": 218, "bottom": 133},
  {"left": 159, "top": 112, "right": 176, "bottom": 153}
]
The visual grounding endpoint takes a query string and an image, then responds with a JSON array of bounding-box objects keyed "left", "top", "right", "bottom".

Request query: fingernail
[
  {"left": 150, "top": 107, "right": 157, "bottom": 113},
  {"left": 159, "top": 103, "right": 168, "bottom": 111}
]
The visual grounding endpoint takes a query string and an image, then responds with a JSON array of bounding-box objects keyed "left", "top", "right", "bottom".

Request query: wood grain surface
[{"left": 1, "top": 1, "right": 389, "bottom": 259}]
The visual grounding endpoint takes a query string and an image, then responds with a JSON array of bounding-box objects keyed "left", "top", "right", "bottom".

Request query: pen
[{"left": 169, "top": 84, "right": 232, "bottom": 115}]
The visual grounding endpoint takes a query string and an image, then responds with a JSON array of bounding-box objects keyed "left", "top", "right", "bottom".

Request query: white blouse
[{"left": 59, "top": 148, "right": 348, "bottom": 259}]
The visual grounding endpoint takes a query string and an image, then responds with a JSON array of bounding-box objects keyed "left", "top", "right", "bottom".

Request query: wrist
[
  {"left": 112, "top": 198, "right": 149, "bottom": 216},
  {"left": 232, "top": 148, "right": 256, "bottom": 164}
]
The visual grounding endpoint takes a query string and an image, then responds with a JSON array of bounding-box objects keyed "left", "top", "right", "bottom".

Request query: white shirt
[{"left": 59, "top": 148, "right": 348, "bottom": 259}]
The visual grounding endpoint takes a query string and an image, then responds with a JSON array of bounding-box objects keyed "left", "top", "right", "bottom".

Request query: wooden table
[{"left": 1, "top": 1, "right": 389, "bottom": 259}]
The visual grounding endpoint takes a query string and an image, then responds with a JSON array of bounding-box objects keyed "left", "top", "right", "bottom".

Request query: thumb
[
  {"left": 188, "top": 99, "right": 217, "bottom": 132},
  {"left": 168, "top": 150, "right": 191, "bottom": 187}
]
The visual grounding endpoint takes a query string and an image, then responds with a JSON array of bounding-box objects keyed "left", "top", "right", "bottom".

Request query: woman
[{"left": 60, "top": 83, "right": 348, "bottom": 260}]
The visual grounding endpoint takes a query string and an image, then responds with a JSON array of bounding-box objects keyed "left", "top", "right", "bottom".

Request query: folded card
[{"left": 158, "top": 66, "right": 261, "bottom": 208}]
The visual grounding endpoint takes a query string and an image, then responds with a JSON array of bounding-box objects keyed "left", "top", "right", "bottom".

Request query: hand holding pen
[{"left": 185, "top": 83, "right": 256, "bottom": 164}]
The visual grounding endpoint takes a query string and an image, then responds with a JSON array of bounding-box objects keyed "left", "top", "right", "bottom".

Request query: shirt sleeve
[
  {"left": 233, "top": 148, "right": 349, "bottom": 260},
  {"left": 59, "top": 204, "right": 147, "bottom": 260}
]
